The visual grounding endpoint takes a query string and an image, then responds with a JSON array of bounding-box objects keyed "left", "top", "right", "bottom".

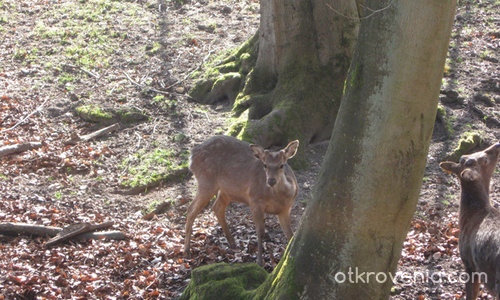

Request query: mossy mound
[
  {"left": 188, "top": 33, "right": 258, "bottom": 105},
  {"left": 75, "top": 104, "right": 148, "bottom": 125},
  {"left": 446, "top": 131, "right": 484, "bottom": 161},
  {"left": 75, "top": 104, "right": 115, "bottom": 124},
  {"left": 180, "top": 263, "right": 268, "bottom": 300}
]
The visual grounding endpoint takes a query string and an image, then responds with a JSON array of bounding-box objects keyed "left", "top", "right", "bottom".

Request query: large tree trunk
[
  {"left": 255, "top": 0, "right": 457, "bottom": 298},
  {"left": 190, "top": 0, "right": 359, "bottom": 165}
]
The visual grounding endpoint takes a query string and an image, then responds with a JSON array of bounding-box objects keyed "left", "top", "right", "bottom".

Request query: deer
[
  {"left": 440, "top": 142, "right": 500, "bottom": 299},
  {"left": 184, "top": 135, "right": 299, "bottom": 266}
]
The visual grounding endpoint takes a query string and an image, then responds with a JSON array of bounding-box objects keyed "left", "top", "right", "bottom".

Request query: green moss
[
  {"left": 227, "top": 110, "right": 249, "bottom": 137},
  {"left": 447, "top": 131, "right": 483, "bottom": 161},
  {"left": 116, "top": 107, "right": 148, "bottom": 124},
  {"left": 348, "top": 62, "right": 362, "bottom": 91},
  {"left": 252, "top": 245, "right": 301, "bottom": 300},
  {"left": 180, "top": 263, "right": 268, "bottom": 300},
  {"left": 436, "top": 104, "right": 455, "bottom": 135},
  {"left": 75, "top": 104, "right": 114, "bottom": 123},
  {"left": 436, "top": 104, "right": 446, "bottom": 118},
  {"left": 120, "top": 148, "right": 189, "bottom": 189},
  {"left": 188, "top": 32, "right": 258, "bottom": 104}
]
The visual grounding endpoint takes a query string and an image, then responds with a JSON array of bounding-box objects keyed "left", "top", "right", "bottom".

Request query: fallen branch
[
  {"left": 0, "top": 222, "right": 127, "bottom": 245},
  {"left": 46, "top": 222, "right": 114, "bottom": 247},
  {"left": 65, "top": 123, "right": 120, "bottom": 145},
  {"left": 0, "top": 223, "right": 61, "bottom": 236},
  {"left": 0, "top": 142, "right": 43, "bottom": 157}
]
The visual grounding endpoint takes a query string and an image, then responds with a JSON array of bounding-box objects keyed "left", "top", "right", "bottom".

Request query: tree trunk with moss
[
  {"left": 189, "top": 0, "right": 359, "bottom": 164},
  {"left": 182, "top": 0, "right": 457, "bottom": 299}
]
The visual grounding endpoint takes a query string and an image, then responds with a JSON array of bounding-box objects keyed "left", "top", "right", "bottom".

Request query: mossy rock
[
  {"left": 180, "top": 263, "right": 268, "bottom": 300},
  {"left": 117, "top": 107, "right": 149, "bottom": 124},
  {"left": 447, "top": 131, "right": 483, "bottom": 161},
  {"left": 75, "top": 104, "right": 148, "bottom": 125},
  {"left": 75, "top": 104, "right": 115, "bottom": 124}
]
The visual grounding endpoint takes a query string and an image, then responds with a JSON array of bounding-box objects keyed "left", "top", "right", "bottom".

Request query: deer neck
[{"left": 459, "top": 179, "right": 491, "bottom": 229}]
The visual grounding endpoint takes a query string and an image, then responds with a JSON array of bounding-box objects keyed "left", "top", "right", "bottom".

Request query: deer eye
[
  {"left": 263, "top": 164, "right": 267, "bottom": 169},
  {"left": 478, "top": 157, "right": 488, "bottom": 165},
  {"left": 280, "top": 165, "right": 284, "bottom": 169}
]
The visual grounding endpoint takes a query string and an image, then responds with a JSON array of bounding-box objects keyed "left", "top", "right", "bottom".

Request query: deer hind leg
[
  {"left": 277, "top": 209, "right": 293, "bottom": 241},
  {"left": 184, "top": 180, "right": 217, "bottom": 256},
  {"left": 213, "top": 192, "right": 235, "bottom": 248}
]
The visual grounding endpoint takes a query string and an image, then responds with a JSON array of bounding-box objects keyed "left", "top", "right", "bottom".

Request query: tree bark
[
  {"left": 190, "top": 0, "right": 359, "bottom": 165},
  {"left": 255, "top": 0, "right": 457, "bottom": 299}
]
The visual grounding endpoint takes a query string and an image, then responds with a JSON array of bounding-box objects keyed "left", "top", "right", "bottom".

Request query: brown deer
[
  {"left": 440, "top": 142, "right": 500, "bottom": 299},
  {"left": 184, "top": 135, "right": 299, "bottom": 265}
]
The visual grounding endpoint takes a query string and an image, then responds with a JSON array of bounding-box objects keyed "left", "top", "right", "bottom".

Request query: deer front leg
[
  {"left": 278, "top": 209, "right": 293, "bottom": 240},
  {"left": 251, "top": 206, "right": 265, "bottom": 266}
]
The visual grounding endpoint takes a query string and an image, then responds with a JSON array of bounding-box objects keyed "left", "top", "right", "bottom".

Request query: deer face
[
  {"left": 440, "top": 142, "right": 500, "bottom": 185},
  {"left": 250, "top": 140, "right": 299, "bottom": 187}
]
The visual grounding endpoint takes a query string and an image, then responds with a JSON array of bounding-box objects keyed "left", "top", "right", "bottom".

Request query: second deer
[
  {"left": 184, "top": 135, "right": 299, "bottom": 266},
  {"left": 440, "top": 142, "right": 500, "bottom": 299}
]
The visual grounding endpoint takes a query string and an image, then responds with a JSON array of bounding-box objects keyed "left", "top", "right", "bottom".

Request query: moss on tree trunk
[{"left": 189, "top": 0, "right": 359, "bottom": 166}]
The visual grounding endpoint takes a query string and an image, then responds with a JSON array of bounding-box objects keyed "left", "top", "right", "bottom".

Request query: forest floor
[{"left": 0, "top": 0, "right": 498, "bottom": 299}]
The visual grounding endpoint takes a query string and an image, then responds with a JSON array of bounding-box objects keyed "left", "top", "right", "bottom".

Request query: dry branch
[
  {"left": 0, "top": 142, "right": 43, "bottom": 157},
  {"left": 46, "top": 222, "right": 114, "bottom": 247},
  {"left": 0, "top": 222, "right": 61, "bottom": 236},
  {"left": 0, "top": 222, "right": 126, "bottom": 245},
  {"left": 65, "top": 123, "right": 120, "bottom": 145}
]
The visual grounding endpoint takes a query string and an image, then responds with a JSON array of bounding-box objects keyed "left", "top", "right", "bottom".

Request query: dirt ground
[{"left": 0, "top": 0, "right": 498, "bottom": 298}]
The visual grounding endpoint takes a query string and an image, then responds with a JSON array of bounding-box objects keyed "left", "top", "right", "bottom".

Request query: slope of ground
[{"left": 0, "top": 0, "right": 498, "bottom": 298}]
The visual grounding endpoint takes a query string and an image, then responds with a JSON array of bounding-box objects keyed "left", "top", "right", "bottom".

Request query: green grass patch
[{"left": 29, "top": 0, "right": 150, "bottom": 71}]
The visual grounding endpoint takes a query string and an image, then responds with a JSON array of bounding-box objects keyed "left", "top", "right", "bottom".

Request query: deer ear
[
  {"left": 439, "top": 161, "right": 461, "bottom": 175},
  {"left": 284, "top": 140, "right": 299, "bottom": 159},
  {"left": 484, "top": 142, "right": 500, "bottom": 155},
  {"left": 250, "top": 144, "right": 266, "bottom": 160}
]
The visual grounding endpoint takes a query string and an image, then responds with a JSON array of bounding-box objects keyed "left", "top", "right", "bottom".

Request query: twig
[
  {"left": 164, "top": 49, "right": 214, "bottom": 90},
  {"left": 65, "top": 123, "right": 120, "bottom": 145},
  {"left": 122, "top": 71, "right": 170, "bottom": 95},
  {"left": 325, "top": 0, "right": 393, "bottom": 21},
  {"left": 122, "top": 49, "right": 214, "bottom": 95},
  {"left": 0, "top": 98, "right": 49, "bottom": 133},
  {"left": 62, "top": 63, "right": 100, "bottom": 79}
]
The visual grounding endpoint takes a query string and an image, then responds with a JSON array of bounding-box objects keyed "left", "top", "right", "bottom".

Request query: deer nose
[{"left": 267, "top": 178, "right": 277, "bottom": 187}]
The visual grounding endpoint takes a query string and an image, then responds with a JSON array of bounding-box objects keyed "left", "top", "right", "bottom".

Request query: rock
[
  {"left": 221, "top": 5, "right": 231, "bottom": 14},
  {"left": 439, "top": 90, "right": 463, "bottom": 105},
  {"left": 175, "top": 86, "right": 186, "bottom": 94},
  {"left": 47, "top": 107, "right": 64, "bottom": 117},
  {"left": 473, "top": 93, "right": 495, "bottom": 106}
]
